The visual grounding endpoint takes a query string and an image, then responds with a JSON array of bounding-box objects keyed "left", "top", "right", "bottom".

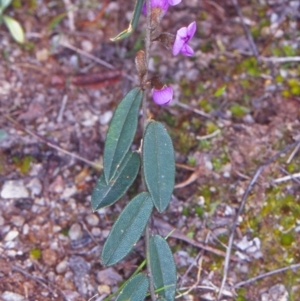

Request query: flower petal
[
  {"left": 187, "top": 21, "right": 197, "bottom": 41},
  {"left": 152, "top": 86, "right": 173, "bottom": 105},
  {"left": 180, "top": 44, "right": 194, "bottom": 56},
  {"left": 168, "top": 0, "right": 181, "bottom": 5},
  {"left": 172, "top": 26, "right": 188, "bottom": 56}
]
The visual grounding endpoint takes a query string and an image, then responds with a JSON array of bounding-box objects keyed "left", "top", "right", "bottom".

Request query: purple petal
[
  {"left": 172, "top": 27, "right": 188, "bottom": 56},
  {"left": 143, "top": 0, "right": 169, "bottom": 16},
  {"left": 180, "top": 44, "right": 194, "bottom": 56},
  {"left": 168, "top": 0, "right": 182, "bottom": 5},
  {"left": 186, "top": 21, "right": 197, "bottom": 41},
  {"left": 152, "top": 86, "right": 173, "bottom": 105}
]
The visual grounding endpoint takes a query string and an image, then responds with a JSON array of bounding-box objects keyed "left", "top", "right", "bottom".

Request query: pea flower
[
  {"left": 172, "top": 21, "right": 196, "bottom": 56},
  {"left": 152, "top": 85, "right": 173, "bottom": 105},
  {"left": 143, "top": 0, "right": 182, "bottom": 17}
]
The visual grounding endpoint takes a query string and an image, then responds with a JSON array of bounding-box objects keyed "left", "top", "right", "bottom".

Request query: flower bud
[
  {"left": 135, "top": 50, "right": 147, "bottom": 82},
  {"left": 153, "top": 32, "right": 175, "bottom": 50}
]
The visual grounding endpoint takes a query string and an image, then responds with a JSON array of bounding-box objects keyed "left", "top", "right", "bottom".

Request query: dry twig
[{"left": 3, "top": 114, "right": 102, "bottom": 170}]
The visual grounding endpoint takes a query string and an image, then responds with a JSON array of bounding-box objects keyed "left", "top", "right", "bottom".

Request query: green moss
[
  {"left": 230, "top": 104, "right": 250, "bottom": 118},
  {"left": 30, "top": 248, "right": 41, "bottom": 260}
]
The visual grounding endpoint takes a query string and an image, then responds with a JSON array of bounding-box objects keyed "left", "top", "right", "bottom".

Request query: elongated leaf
[
  {"left": 150, "top": 235, "right": 176, "bottom": 301},
  {"left": 91, "top": 152, "right": 140, "bottom": 211},
  {"left": 116, "top": 273, "right": 149, "bottom": 301},
  {"left": 102, "top": 192, "right": 153, "bottom": 266},
  {"left": 111, "top": 0, "right": 144, "bottom": 41},
  {"left": 0, "top": 0, "right": 12, "bottom": 11},
  {"left": 3, "top": 15, "right": 24, "bottom": 43},
  {"left": 104, "top": 87, "right": 142, "bottom": 183},
  {"left": 143, "top": 121, "right": 175, "bottom": 212}
]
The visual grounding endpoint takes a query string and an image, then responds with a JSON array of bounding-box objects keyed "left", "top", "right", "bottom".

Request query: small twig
[
  {"left": 231, "top": 0, "right": 260, "bottom": 62},
  {"left": 196, "top": 129, "right": 221, "bottom": 140},
  {"left": 217, "top": 138, "right": 300, "bottom": 299},
  {"left": 261, "top": 56, "right": 300, "bottom": 63},
  {"left": 176, "top": 101, "right": 212, "bottom": 119},
  {"left": 12, "top": 264, "right": 68, "bottom": 300},
  {"left": 61, "top": 41, "right": 135, "bottom": 82},
  {"left": 273, "top": 172, "right": 300, "bottom": 184},
  {"left": 234, "top": 263, "right": 300, "bottom": 288},
  {"left": 3, "top": 114, "right": 102, "bottom": 170},
  {"left": 57, "top": 94, "right": 68, "bottom": 123},
  {"left": 287, "top": 141, "right": 300, "bottom": 164}
]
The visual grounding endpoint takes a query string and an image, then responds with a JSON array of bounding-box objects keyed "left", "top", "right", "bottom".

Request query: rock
[
  {"left": 81, "top": 40, "right": 93, "bottom": 52},
  {"left": 4, "top": 230, "right": 19, "bottom": 241},
  {"left": 11, "top": 215, "right": 25, "bottom": 227},
  {"left": 69, "top": 255, "right": 90, "bottom": 277},
  {"left": 91, "top": 227, "right": 101, "bottom": 237},
  {"left": 261, "top": 284, "right": 289, "bottom": 301},
  {"left": 97, "top": 268, "right": 122, "bottom": 286},
  {"left": 56, "top": 260, "right": 68, "bottom": 274},
  {"left": 1, "top": 180, "right": 29, "bottom": 199},
  {"left": 99, "top": 111, "right": 113, "bottom": 125},
  {"left": 36, "top": 48, "right": 49, "bottom": 61},
  {"left": 61, "top": 185, "right": 77, "bottom": 199},
  {"left": 42, "top": 249, "right": 57, "bottom": 266},
  {"left": 49, "top": 175, "right": 64, "bottom": 194},
  {"left": 69, "top": 223, "right": 83, "bottom": 241},
  {"left": 27, "top": 178, "right": 42, "bottom": 196},
  {"left": 2, "top": 291, "right": 25, "bottom": 301},
  {"left": 97, "top": 284, "right": 111, "bottom": 295},
  {"left": 85, "top": 214, "right": 99, "bottom": 226}
]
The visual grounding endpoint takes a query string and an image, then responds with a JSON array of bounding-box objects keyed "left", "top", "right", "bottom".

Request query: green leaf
[
  {"left": 0, "top": 0, "right": 12, "bottom": 11},
  {"left": 3, "top": 15, "right": 24, "bottom": 43},
  {"left": 143, "top": 121, "right": 175, "bottom": 213},
  {"left": 101, "top": 192, "right": 153, "bottom": 266},
  {"left": 150, "top": 235, "right": 176, "bottom": 301},
  {"left": 110, "top": 0, "right": 144, "bottom": 41},
  {"left": 104, "top": 87, "right": 142, "bottom": 183},
  {"left": 91, "top": 151, "right": 140, "bottom": 211},
  {"left": 214, "top": 85, "right": 226, "bottom": 97},
  {"left": 48, "top": 12, "right": 68, "bottom": 31},
  {"left": 115, "top": 273, "right": 149, "bottom": 301}
]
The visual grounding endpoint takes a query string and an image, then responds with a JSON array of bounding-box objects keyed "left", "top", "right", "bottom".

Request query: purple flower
[
  {"left": 152, "top": 85, "right": 173, "bottom": 105},
  {"left": 142, "top": 0, "right": 182, "bottom": 17},
  {"left": 172, "top": 21, "right": 197, "bottom": 56}
]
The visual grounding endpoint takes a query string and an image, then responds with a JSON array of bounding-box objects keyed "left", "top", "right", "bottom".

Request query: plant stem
[{"left": 143, "top": 0, "right": 156, "bottom": 300}]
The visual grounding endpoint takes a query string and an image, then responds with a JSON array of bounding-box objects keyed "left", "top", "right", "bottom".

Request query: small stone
[
  {"left": 97, "top": 268, "right": 122, "bottom": 285},
  {"left": 85, "top": 214, "right": 99, "bottom": 226},
  {"left": 81, "top": 110, "right": 98, "bottom": 127},
  {"left": 1, "top": 180, "right": 29, "bottom": 199},
  {"left": 81, "top": 40, "right": 93, "bottom": 52},
  {"left": 69, "top": 223, "right": 83, "bottom": 240},
  {"left": 2, "top": 291, "right": 25, "bottom": 301},
  {"left": 11, "top": 215, "right": 25, "bottom": 227},
  {"left": 22, "top": 224, "right": 29, "bottom": 235},
  {"left": 99, "top": 111, "right": 113, "bottom": 125},
  {"left": 61, "top": 185, "right": 77, "bottom": 199},
  {"left": 97, "top": 284, "right": 111, "bottom": 295},
  {"left": 49, "top": 175, "right": 64, "bottom": 194},
  {"left": 42, "top": 249, "right": 57, "bottom": 266},
  {"left": 27, "top": 178, "right": 42, "bottom": 196},
  {"left": 56, "top": 260, "right": 68, "bottom": 274},
  {"left": 91, "top": 227, "right": 101, "bottom": 237},
  {"left": 4, "top": 230, "right": 19, "bottom": 241},
  {"left": 36, "top": 48, "right": 49, "bottom": 61}
]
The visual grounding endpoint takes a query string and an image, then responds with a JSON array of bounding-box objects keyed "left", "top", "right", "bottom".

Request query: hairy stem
[{"left": 143, "top": 0, "right": 156, "bottom": 300}]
